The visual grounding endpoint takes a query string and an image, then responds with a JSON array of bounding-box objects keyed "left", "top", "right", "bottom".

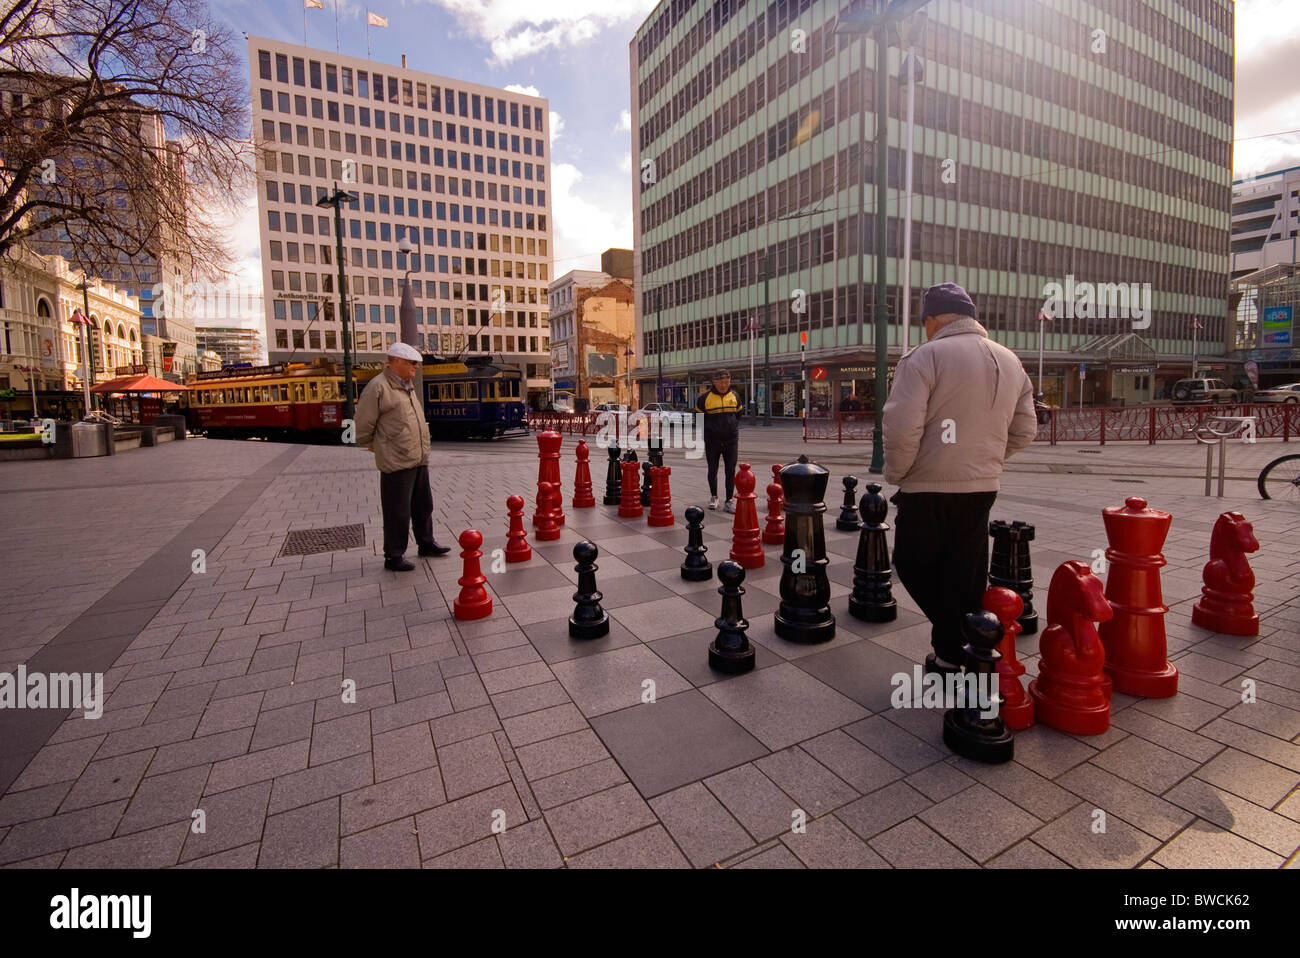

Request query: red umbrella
[{"left": 90, "top": 374, "right": 189, "bottom": 393}]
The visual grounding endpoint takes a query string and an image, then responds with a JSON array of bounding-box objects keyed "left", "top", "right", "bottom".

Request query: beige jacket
[
  {"left": 882, "top": 317, "right": 1037, "bottom": 493},
  {"left": 354, "top": 367, "right": 431, "bottom": 472}
]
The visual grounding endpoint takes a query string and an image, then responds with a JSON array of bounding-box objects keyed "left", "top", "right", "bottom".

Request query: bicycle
[{"left": 1258, "top": 454, "right": 1300, "bottom": 501}]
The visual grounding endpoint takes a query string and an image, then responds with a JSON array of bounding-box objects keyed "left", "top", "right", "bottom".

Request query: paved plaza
[{"left": 0, "top": 428, "right": 1298, "bottom": 869}]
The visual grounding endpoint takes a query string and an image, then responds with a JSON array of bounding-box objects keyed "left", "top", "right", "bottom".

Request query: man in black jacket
[{"left": 695, "top": 368, "right": 742, "bottom": 513}]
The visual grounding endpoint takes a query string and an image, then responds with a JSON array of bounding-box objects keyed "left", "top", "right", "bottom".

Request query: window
[{"left": 258, "top": 50, "right": 272, "bottom": 80}]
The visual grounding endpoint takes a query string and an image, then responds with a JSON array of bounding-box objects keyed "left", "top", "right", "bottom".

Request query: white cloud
[
  {"left": 504, "top": 83, "right": 541, "bottom": 97},
  {"left": 549, "top": 111, "right": 565, "bottom": 145},
  {"left": 550, "top": 162, "right": 633, "bottom": 274},
  {"left": 430, "top": 0, "right": 659, "bottom": 65},
  {"left": 616, "top": 109, "right": 631, "bottom": 132},
  {"left": 618, "top": 152, "right": 631, "bottom": 174}
]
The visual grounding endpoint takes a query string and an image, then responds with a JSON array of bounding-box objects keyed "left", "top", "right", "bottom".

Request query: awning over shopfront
[
  {"left": 1070, "top": 332, "right": 1159, "bottom": 364},
  {"left": 90, "top": 374, "right": 189, "bottom": 394}
]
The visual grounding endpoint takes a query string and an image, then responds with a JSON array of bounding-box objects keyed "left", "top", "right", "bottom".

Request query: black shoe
[
  {"left": 418, "top": 542, "right": 451, "bottom": 557},
  {"left": 384, "top": 557, "right": 416, "bottom": 572},
  {"left": 924, "top": 651, "right": 965, "bottom": 677}
]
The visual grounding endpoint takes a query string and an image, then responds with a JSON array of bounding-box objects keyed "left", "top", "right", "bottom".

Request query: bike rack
[{"left": 1192, "top": 415, "right": 1256, "bottom": 497}]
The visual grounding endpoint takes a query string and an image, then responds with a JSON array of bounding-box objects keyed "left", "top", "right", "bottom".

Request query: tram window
[
  {"left": 439, "top": 384, "right": 452, "bottom": 400},
  {"left": 321, "top": 381, "right": 335, "bottom": 400},
  {"left": 309, "top": 382, "right": 319, "bottom": 400},
  {"left": 466, "top": 382, "right": 478, "bottom": 399},
  {"left": 452, "top": 383, "right": 465, "bottom": 400},
  {"left": 294, "top": 384, "right": 305, "bottom": 402},
  {"left": 280, "top": 385, "right": 289, "bottom": 401},
  {"left": 484, "top": 382, "right": 495, "bottom": 399},
  {"left": 259, "top": 386, "right": 269, "bottom": 403}
]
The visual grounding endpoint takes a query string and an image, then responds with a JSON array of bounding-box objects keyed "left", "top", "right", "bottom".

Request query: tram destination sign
[{"left": 195, "top": 363, "right": 286, "bottom": 381}]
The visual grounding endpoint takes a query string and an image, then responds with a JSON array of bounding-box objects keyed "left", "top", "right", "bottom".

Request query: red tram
[{"left": 185, "top": 359, "right": 355, "bottom": 440}]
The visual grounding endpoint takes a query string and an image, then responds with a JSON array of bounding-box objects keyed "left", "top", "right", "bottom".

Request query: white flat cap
[{"left": 387, "top": 342, "right": 421, "bottom": 361}]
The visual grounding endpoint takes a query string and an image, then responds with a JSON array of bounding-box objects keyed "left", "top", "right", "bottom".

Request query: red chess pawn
[
  {"left": 1098, "top": 496, "right": 1178, "bottom": 698},
  {"left": 1191, "top": 511, "right": 1260, "bottom": 636},
  {"left": 535, "top": 430, "right": 565, "bottom": 526},
  {"left": 1028, "top": 561, "right": 1114, "bottom": 735},
  {"left": 618, "top": 459, "right": 643, "bottom": 518},
  {"left": 729, "top": 462, "right": 765, "bottom": 569},
  {"left": 572, "top": 440, "right": 596, "bottom": 508},
  {"left": 504, "top": 495, "right": 532, "bottom": 563},
  {"left": 983, "top": 586, "right": 1034, "bottom": 730},
  {"left": 453, "top": 530, "right": 493, "bottom": 620},
  {"left": 647, "top": 465, "right": 674, "bottom": 527},
  {"left": 535, "top": 482, "right": 562, "bottom": 541},
  {"left": 762, "top": 464, "right": 785, "bottom": 545}
]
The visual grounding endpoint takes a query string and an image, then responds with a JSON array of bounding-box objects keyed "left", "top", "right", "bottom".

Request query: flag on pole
[
  {"left": 367, "top": 11, "right": 388, "bottom": 26},
  {"left": 304, "top": 0, "right": 324, "bottom": 8}
]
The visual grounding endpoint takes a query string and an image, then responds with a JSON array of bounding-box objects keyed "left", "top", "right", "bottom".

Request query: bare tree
[{"left": 0, "top": 0, "right": 251, "bottom": 279}]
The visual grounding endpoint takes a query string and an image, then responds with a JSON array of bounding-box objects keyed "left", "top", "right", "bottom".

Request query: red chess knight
[
  {"left": 1098, "top": 496, "right": 1178, "bottom": 698},
  {"left": 504, "top": 495, "right": 532, "bottom": 563},
  {"left": 729, "top": 463, "right": 764, "bottom": 569},
  {"left": 1191, "top": 511, "right": 1260, "bottom": 636},
  {"left": 572, "top": 440, "right": 596, "bottom": 508},
  {"left": 983, "top": 587, "right": 1034, "bottom": 730},
  {"left": 647, "top": 465, "right": 674, "bottom": 527},
  {"left": 762, "top": 463, "right": 785, "bottom": 545},
  {"left": 1029, "top": 561, "right": 1114, "bottom": 735},
  {"left": 452, "top": 530, "right": 493, "bottom": 620}
]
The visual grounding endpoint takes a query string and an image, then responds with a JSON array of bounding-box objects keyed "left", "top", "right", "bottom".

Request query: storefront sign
[
  {"left": 1263, "top": 306, "right": 1293, "bottom": 346},
  {"left": 810, "top": 366, "right": 827, "bottom": 381}
]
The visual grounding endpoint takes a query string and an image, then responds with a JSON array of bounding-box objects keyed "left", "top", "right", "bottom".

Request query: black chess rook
[
  {"left": 942, "top": 610, "right": 1014, "bottom": 764},
  {"left": 989, "top": 520, "right": 1038, "bottom": 635},
  {"left": 709, "top": 560, "right": 755, "bottom": 673},
  {"left": 681, "top": 506, "right": 713, "bottom": 581},
  {"left": 569, "top": 541, "right": 610, "bottom": 639},
  {"left": 848, "top": 482, "right": 897, "bottom": 622}
]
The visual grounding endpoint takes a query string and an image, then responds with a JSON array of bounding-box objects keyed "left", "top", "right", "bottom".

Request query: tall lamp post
[
  {"left": 1191, "top": 319, "right": 1203, "bottom": 378},
  {"left": 624, "top": 344, "right": 634, "bottom": 407},
  {"left": 1036, "top": 311, "right": 1050, "bottom": 401},
  {"left": 398, "top": 232, "right": 423, "bottom": 399},
  {"left": 836, "top": 0, "right": 932, "bottom": 474},
  {"left": 653, "top": 289, "right": 663, "bottom": 405},
  {"left": 73, "top": 280, "right": 95, "bottom": 413},
  {"left": 745, "top": 316, "right": 759, "bottom": 416},
  {"left": 898, "top": 12, "right": 926, "bottom": 358},
  {"left": 317, "top": 185, "right": 357, "bottom": 421},
  {"left": 761, "top": 253, "right": 772, "bottom": 426}
]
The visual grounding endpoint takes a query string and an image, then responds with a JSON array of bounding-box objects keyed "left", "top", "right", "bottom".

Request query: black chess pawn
[
  {"left": 640, "top": 460, "right": 653, "bottom": 507},
  {"left": 942, "top": 610, "right": 1014, "bottom": 764},
  {"left": 647, "top": 436, "right": 664, "bottom": 468},
  {"left": 569, "top": 541, "right": 610, "bottom": 639},
  {"left": 681, "top": 506, "right": 713, "bottom": 581},
  {"left": 836, "top": 475, "right": 861, "bottom": 531},
  {"left": 709, "top": 560, "right": 754, "bottom": 673},
  {"left": 848, "top": 483, "right": 897, "bottom": 622},
  {"left": 774, "top": 455, "right": 836, "bottom": 643},
  {"left": 603, "top": 443, "right": 622, "bottom": 506},
  {"left": 621, "top": 448, "right": 639, "bottom": 463},
  {"left": 989, "top": 520, "right": 1038, "bottom": 635}
]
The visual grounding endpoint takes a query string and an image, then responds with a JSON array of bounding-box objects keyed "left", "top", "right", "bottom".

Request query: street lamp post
[
  {"left": 624, "top": 345, "right": 634, "bottom": 408},
  {"left": 654, "top": 289, "right": 663, "bottom": 405},
  {"left": 761, "top": 253, "right": 772, "bottom": 427},
  {"left": 1036, "top": 311, "right": 1049, "bottom": 401},
  {"left": 899, "top": 13, "right": 926, "bottom": 358},
  {"left": 745, "top": 316, "right": 759, "bottom": 416},
  {"left": 1191, "top": 319, "right": 1203, "bottom": 378},
  {"left": 318, "top": 185, "right": 357, "bottom": 421},
  {"left": 398, "top": 232, "right": 423, "bottom": 398},
  {"left": 74, "top": 280, "right": 94, "bottom": 414}
]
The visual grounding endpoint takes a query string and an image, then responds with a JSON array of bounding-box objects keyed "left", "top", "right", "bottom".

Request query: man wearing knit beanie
[{"left": 882, "top": 283, "right": 1038, "bottom": 675}]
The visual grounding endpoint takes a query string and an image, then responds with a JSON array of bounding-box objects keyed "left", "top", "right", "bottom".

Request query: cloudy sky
[{"left": 211, "top": 0, "right": 1300, "bottom": 328}]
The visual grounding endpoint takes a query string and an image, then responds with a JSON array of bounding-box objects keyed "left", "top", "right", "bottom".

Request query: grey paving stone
[
  {"left": 179, "top": 780, "right": 272, "bottom": 863},
  {"left": 414, "top": 782, "right": 525, "bottom": 861},
  {"left": 551, "top": 645, "right": 692, "bottom": 718},
  {"left": 1165, "top": 777, "right": 1300, "bottom": 857},
  {"left": 0, "top": 781, "right": 72, "bottom": 827},
  {"left": 1152, "top": 819, "right": 1284, "bottom": 869},
  {"left": 949, "top": 758, "right": 1081, "bottom": 821},
  {"left": 1199, "top": 717, "right": 1300, "bottom": 772},
  {"left": 781, "top": 812, "right": 889, "bottom": 869},
  {"left": 424, "top": 835, "right": 504, "bottom": 868},
  {"left": 340, "top": 817, "right": 421, "bottom": 869},
  {"left": 800, "top": 729, "right": 905, "bottom": 795},
  {"left": 502, "top": 703, "right": 589, "bottom": 748},
  {"left": 496, "top": 818, "right": 564, "bottom": 869},
  {"left": 904, "top": 762, "right": 977, "bottom": 803},
  {"left": 438, "top": 733, "right": 510, "bottom": 801},
  {"left": 530, "top": 758, "right": 629, "bottom": 811},
  {"left": 195, "top": 691, "right": 264, "bottom": 737},
  {"left": 1172, "top": 651, "right": 1248, "bottom": 684},
  {"left": 701, "top": 763, "right": 804, "bottom": 843},
  {"left": 1221, "top": 698, "right": 1300, "bottom": 740},
  {"left": 700, "top": 662, "right": 868, "bottom": 751},
  {"left": 1131, "top": 690, "right": 1228, "bottom": 731},
  {"left": 63, "top": 821, "right": 190, "bottom": 869},
  {"left": 490, "top": 680, "right": 572, "bottom": 719},
  {"left": 1030, "top": 803, "right": 1158, "bottom": 869},
  {"left": 918, "top": 783, "right": 1043, "bottom": 863},
  {"left": 10, "top": 736, "right": 104, "bottom": 791},
  {"left": 444, "top": 672, "right": 491, "bottom": 712},
  {"left": 835, "top": 780, "right": 933, "bottom": 842},
  {"left": 648, "top": 781, "right": 754, "bottom": 868},
  {"left": 869, "top": 819, "right": 979, "bottom": 868},
  {"left": 1006, "top": 724, "right": 1100, "bottom": 779},
  {"left": 755, "top": 746, "right": 859, "bottom": 816},
  {"left": 544, "top": 782, "right": 659, "bottom": 857},
  {"left": 842, "top": 715, "right": 944, "bottom": 773},
  {"left": 608, "top": 595, "right": 718, "bottom": 641},
  {"left": 985, "top": 840, "right": 1070, "bottom": 869},
  {"left": 794, "top": 639, "right": 919, "bottom": 712},
  {"left": 61, "top": 750, "right": 154, "bottom": 812},
  {"left": 1109, "top": 707, "right": 1225, "bottom": 762},
  {"left": 1194, "top": 748, "right": 1300, "bottom": 808},
  {"left": 567, "top": 824, "right": 691, "bottom": 868},
  {"left": 258, "top": 797, "right": 339, "bottom": 868},
  {"left": 647, "top": 628, "right": 784, "bottom": 688},
  {"left": 392, "top": 663, "right": 446, "bottom": 702},
  {"left": 147, "top": 727, "right": 252, "bottom": 777},
  {"left": 206, "top": 739, "right": 309, "bottom": 795},
  {"left": 116, "top": 765, "right": 211, "bottom": 836},
  {"left": 430, "top": 704, "right": 502, "bottom": 748},
  {"left": 310, "top": 712, "right": 370, "bottom": 766},
  {"left": 522, "top": 615, "right": 641, "bottom": 665},
  {"left": 268, "top": 752, "right": 373, "bottom": 815},
  {"left": 250, "top": 701, "right": 315, "bottom": 752},
  {"left": 48, "top": 704, "right": 151, "bottom": 746},
  {"left": 0, "top": 799, "right": 127, "bottom": 864},
  {"left": 729, "top": 843, "right": 805, "bottom": 868},
  {"left": 370, "top": 692, "right": 454, "bottom": 734},
  {"left": 1092, "top": 736, "right": 1202, "bottom": 795}
]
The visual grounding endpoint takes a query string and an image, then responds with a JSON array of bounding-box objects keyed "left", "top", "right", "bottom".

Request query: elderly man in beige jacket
[
  {"left": 882, "top": 283, "right": 1038, "bottom": 675},
  {"left": 354, "top": 342, "right": 450, "bottom": 571}
]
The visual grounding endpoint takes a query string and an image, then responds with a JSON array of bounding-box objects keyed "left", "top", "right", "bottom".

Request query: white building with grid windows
[{"left": 247, "top": 38, "right": 554, "bottom": 399}]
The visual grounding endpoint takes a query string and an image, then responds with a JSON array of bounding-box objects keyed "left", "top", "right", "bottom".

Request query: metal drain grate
[
  {"left": 1078, "top": 449, "right": 1102, "bottom": 454},
  {"left": 279, "top": 523, "right": 366, "bottom": 556},
  {"left": 1112, "top": 478, "right": 1147, "bottom": 483}
]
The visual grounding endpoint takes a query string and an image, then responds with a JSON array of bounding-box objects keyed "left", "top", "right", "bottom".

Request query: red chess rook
[
  {"left": 729, "top": 463, "right": 764, "bottom": 569},
  {"left": 762, "top": 464, "right": 785, "bottom": 545},
  {"left": 1029, "top": 561, "right": 1114, "bottom": 735},
  {"left": 535, "top": 430, "right": 565, "bottom": 526},
  {"left": 618, "top": 459, "right": 643, "bottom": 518},
  {"left": 453, "top": 530, "right": 493, "bottom": 620},
  {"left": 535, "top": 482, "right": 562, "bottom": 541},
  {"left": 572, "top": 440, "right": 596, "bottom": 508},
  {"left": 504, "top": 495, "right": 532, "bottom": 563},
  {"left": 1098, "top": 496, "right": 1178, "bottom": 698},
  {"left": 1191, "top": 511, "right": 1260, "bottom": 636},
  {"left": 647, "top": 465, "right": 674, "bottom": 527},
  {"left": 983, "top": 587, "right": 1034, "bottom": 730}
]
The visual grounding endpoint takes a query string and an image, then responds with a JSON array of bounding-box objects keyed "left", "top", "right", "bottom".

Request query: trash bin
[{"left": 70, "top": 421, "right": 108, "bottom": 457}]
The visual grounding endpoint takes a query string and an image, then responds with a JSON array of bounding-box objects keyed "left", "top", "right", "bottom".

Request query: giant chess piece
[
  {"left": 848, "top": 482, "right": 896, "bottom": 622},
  {"left": 618, "top": 459, "right": 643, "bottom": 518},
  {"left": 709, "top": 560, "right": 755, "bottom": 674},
  {"left": 453, "top": 530, "right": 492, "bottom": 620},
  {"left": 989, "top": 520, "right": 1038, "bottom": 635},
  {"left": 681, "top": 506, "right": 713, "bottom": 581},
  {"left": 1029, "top": 561, "right": 1114, "bottom": 735},
  {"left": 647, "top": 465, "right": 674, "bottom": 527},
  {"left": 640, "top": 460, "right": 653, "bottom": 507},
  {"left": 728, "top": 463, "right": 764, "bottom": 569},
  {"left": 504, "top": 495, "right": 532, "bottom": 563},
  {"left": 1098, "top": 496, "right": 1178, "bottom": 697},
  {"left": 942, "top": 610, "right": 1014, "bottom": 764},
  {"left": 647, "top": 436, "right": 665, "bottom": 468},
  {"left": 774, "top": 455, "right": 835, "bottom": 643},
  {"left": 1191, "top": 511, "right": 1261, "bottom": 637},
  {"left": 836, "top": 475, "right": 862, "bottom": 531},
  {"left": 762, "top": 464, "right": 786, "bottom": 545},
  {"left": 569, "top": 541, "right": 610, "bottom": 639},
  {"left": 535, "top": 482, "right": 562, "bottom": 541},
  {"left": 535, "top": 429, "right": 565, "bottom": 525},
  {"left": 572, "top": 440, "right": 596, "bottom": 508},
  {"left": 984, "top": 587, "right": 1033, "bottom": 730},
  {"left": 603, "top": 443, "right": 622, "bottom": 506}
]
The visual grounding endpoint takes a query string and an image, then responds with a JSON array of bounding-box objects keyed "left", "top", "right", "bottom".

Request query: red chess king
[
  {"left": 648, "top": 465, "right": 674, "bottom": 527},
  {"left": 618, "top": 459, "right": 643, "bottom": 518},
  {"left": 762, "top": 464, "right": 785, "bottom": 545},
  {"left": 535, "top": 429, "right": 565, "bottom": 525},
  {"left": 453, "top": 529, "right": 492, "bottom": 620},
  {"left": 729, "top": 463, "right": 764, "bottom": 569},
  {"left": 1098, "top": 496, "right": 1178, "bottom": 698},
  {"left": 983, "top": 586, "right": 1033, "bottom": 730},
  {"left": 535, "top": 482, "right": 562, "bottom": 541},
  {"left": 572, "top": 440, "right": 596, "bottom": 508},
  {"left": 1028, "top": 561, "right": 1114, "bottom": 735},
  {"left": 1191, "top": 511, "right": 1260, "bottom": 637},
  {"left": 504, "top": 495, "right": 532, "bottom": 563}
]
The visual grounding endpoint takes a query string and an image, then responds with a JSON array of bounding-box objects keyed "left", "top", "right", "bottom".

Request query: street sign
[{"left": 810, "top": 366, "right": 827, "bottom": 381}]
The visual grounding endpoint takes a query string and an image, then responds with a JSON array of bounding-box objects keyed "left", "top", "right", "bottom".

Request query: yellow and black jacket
[{"left": 695, "top": 388, "right": 742, "bottom": 443}]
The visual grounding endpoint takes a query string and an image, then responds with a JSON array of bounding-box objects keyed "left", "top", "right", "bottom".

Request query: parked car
[
  {"left": 593, "top": 403, "right": 629, "bottom": 414},
  {"left": 1033, "top": 399, "right": 1054, "bottom": 425},
  {"left": 550, "top": 398, "right": 575, "bottom": 415},
  {"left": 1170, "top": 378, "right": 1238, "bottom": 404},
  {"left": 1254, "top": 382, "right": 1300, "bottom": 404}
]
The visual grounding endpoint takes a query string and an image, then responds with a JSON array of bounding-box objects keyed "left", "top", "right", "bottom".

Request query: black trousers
[
  {"left": 891, "top": 490, "right": 997, "bottom": 662},
  {"left": 380, "top": 464, "right": 436, "bottom": 560},
  {"left": 704, "top": 436, "right": 739, "bottom": 499}
]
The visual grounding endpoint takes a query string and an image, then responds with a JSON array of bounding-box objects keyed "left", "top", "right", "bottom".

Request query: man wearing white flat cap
[{"left": 355, "top": 341, "right": 450, "bottom": 571}]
